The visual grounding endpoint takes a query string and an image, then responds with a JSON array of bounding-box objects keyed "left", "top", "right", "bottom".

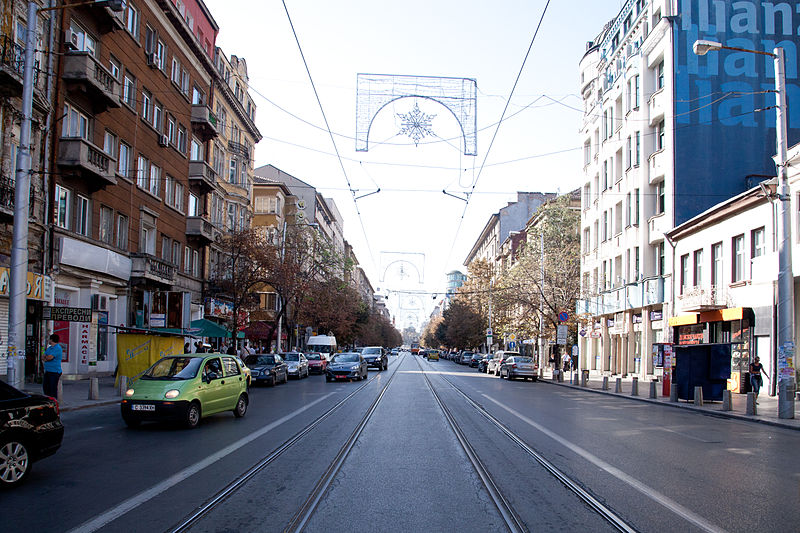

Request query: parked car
[
  {"left": 361, "top": 346, "right": 388, "bottom": 370},
  {"left": 390, "top": 348, "right": 399, "bottom": 356},
  {"left": 0, "top": 380, "right": 64, "bottom": 487},
  {"left": 326, "top": 352, "right": 368, "bottom": 382},
  {"left": 245, "top": 354, "right": 289, "bottom": 386},
  {"left": 282, "top": 352, "right": 309, "bottom": 379},
  {"left": 121, "top": 354, "right": 249, "bottom": 429},
  {"left": 469, "top": 353, "right": 482, "bottom": 368},
  {"left": 232, "top": 355, "right": 252, "bottom": 387},
  {"left": 305, "top": 352, "right": 328, "bottom": 374},
  {"left": 477, "top": 354, "right": 491, "bottom": 373},
  {"left": 459, "top": 351, "right": 474, "bottom": 365},
  {"left": 428, "top": 350, "right": 440, "bottom": 361},
  {"left": 499, "top": 356, "right": 539, "bottom": 381},
  {"left": 487, "top": 351, "right": 519, "bottom": 376}
]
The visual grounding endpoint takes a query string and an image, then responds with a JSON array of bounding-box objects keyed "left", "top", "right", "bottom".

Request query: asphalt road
[{"left": 4, "top": 354, "right": 798, "bottom": 533}]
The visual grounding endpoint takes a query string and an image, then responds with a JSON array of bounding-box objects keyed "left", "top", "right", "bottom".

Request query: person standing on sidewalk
[
  {"left": 749, "top": 356, "right": 769, "bottom": 403},
  {"left": 42, "top": 334, "right": 63, "bottom": 398}
]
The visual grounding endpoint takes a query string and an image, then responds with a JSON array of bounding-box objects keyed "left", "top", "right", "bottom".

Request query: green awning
[{"left": 189, "top": 318, "right": 244, "bottom": 338}]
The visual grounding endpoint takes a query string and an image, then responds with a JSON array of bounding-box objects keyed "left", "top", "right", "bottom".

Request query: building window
[
  {"left": 634, "top": 188, "right": 640, "bottom": 225},
  {"left": 184, "top": 246, "right": 191, "bottom": 274},
  {"left": 657, "top": 242, "right": 665, "bottom": 276},
  {"left": 188, "top": 193, "right": 199, "bottom": 217},
  {"left": 656, "top": 60, "right": 664, "bottom": 89},
  {"left": 62, "top": 103, "right": 89, "bottom": 139},
  {"left": 192, "top": 86, "right": 204, "bottom": 105},
  {"left": 152, "top": 100, "right": 163, "bottom": 131},
  {"left": 656, "top": 120, "right": 665, "bottom": 150},
  {"left": 172, "top": 241, "right": 181, "bottom": 266},
  {"left": 625, "top": 136, "right": 632, "bottom": 169},
  {"left": 156, "top": 40, "right": 166, "bottom": 70},
  {"left": 99, "top": 206, "right": 113, "bottom": 244},
  {"left": 103, "top": 131, "right": 116, "bottom": 157},
  {"left": 109, "top": 56, "right": 120, "bottom": 80},
  {"left": 161, "top": 234, "right": 170, "bottom": 262},
  {"left": 732, "top": 234, "right": 745, "bottom": 282},
  {"left": 625, "top": 192, "right": 631, "bottom": 227},
  {"left": 656, "top": 182, "right": 665, "bottom": 214},
  {"left": 190, "top": 138, "right": 203, "bottom": 161},
  {"left": 634, "top": 246, "right": 640, "bottom": 279},
  {"left": 167, "top": 115, "right": 176, "bottom": 145},
  {"left": 633, "top": 75, "right": 639, "bottom": 108},
  {"left": 192, "top": 250, "right": 200, "bottom": 277},
  {"left": 124, "top": 1, "right": 138, "bottom": 38},
  {"left": 136, "top": 155, "right": 148, "bottom": 189},
  {"left": 171, "top": 57, "right": 180, "bottom": 85},
  {"left": 711, "top": 242, "right": 723, "bottom": 285},
  {"left": 116, "top": 214, "right": 129, "bottom": 250},
  {"left": 693, "top": 249, "right": 703, "bottom": 287},
  {"left": 177, "top": 125, "right": 187, "bottom": 153},
  {"left": 227, "top": 203, "right": 236, "bottom": 230},
  {"left": 123, "top": 73, "right": 135, "bottom": 107},
  {"left": 141, "top": 89, "right": 152, "bottom": 121},
  {"left": 68, "top": 20, "right": 96, "bottom": 55},
  {"left": 751, "top": 227, "right": 766, "bottom": 258},
  {"left": 680, "top": 254, "right": 689, "bottom": 294},
  {"left": 55, "top": 185, "right": 71, "bottom": 229},
  {"left": 634, "top": 131, "right": 641, "bottom": 166},
  {"left": 118, "top": 142, "right": 131, "bottom": 179},
  {"left": 229, "top": 158, "right": 237, "bottom": 183},
  {"left": 149, "top": 164, "right": 160, "bottom": 197},
  {"left": 140, "top": 217, "right": 156, "bottom": 255},
  {"left": 76, "top": 195, "right": 90, "bottom": 236},
  {"left": 180, "top": 67, "right": 190, "bottom": 96}
]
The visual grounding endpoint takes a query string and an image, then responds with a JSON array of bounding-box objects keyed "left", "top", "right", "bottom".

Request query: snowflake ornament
[{"left": 397, "top": 102, "right": 436, "bottom": 146}]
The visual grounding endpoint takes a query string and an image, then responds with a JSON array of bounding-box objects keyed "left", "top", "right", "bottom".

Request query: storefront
[{"left": 0, "top": 267, "right": 53, "bottom": 378}]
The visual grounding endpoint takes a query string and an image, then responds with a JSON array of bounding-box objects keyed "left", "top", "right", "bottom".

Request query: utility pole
[
  {"left": 538, "top": 231, "right": 546, "bottom": 372},
  {"left": 7, "top": 2, "right": 38, "bottom": 389}
]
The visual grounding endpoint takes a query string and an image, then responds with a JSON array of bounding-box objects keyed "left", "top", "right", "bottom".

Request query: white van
[{"left": 306, "top": 335, "right": 337, "bottom": 359}]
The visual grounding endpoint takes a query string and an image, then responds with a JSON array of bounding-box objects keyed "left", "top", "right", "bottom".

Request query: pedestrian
[
  {"left": 183, "top": 342, "right": 190, "bottom": 354},
  {"left": 195, "top": 341, "right": 204, "bottom": 353},
  {"left": 42, "top": 334, "right": 63, "bottom": 398},
  {"left": 226, "top": 343, "right": 236, "bottom": 355},
  {"left": 749, "top": 356, "right": 769, "bottom": 403}
]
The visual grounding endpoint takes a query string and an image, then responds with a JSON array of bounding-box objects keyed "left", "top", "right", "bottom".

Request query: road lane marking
[
  {"left": 67, "top": 392, "right": 336, "bottom": 533},
  {"left": 483, "top": 394, "right": 728, "bottom": 533}
]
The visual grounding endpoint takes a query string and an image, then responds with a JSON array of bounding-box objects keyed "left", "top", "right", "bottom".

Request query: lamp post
[{"left": 694, "top": 40, "right": 796, "bottom": 419}]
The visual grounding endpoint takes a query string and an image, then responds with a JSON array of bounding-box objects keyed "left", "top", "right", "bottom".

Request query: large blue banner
[{"left": 675, "top": 0, "right": 800, "bottom": 224}]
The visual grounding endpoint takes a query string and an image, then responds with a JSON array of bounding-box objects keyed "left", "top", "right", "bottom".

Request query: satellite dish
[{"left": 297, "top": 199, "right": 306, "bottom": 210}]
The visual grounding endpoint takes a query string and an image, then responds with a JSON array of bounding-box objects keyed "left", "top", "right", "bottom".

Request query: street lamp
[{"left": 693, "top": 40, "right": 796, "bottom": 419}]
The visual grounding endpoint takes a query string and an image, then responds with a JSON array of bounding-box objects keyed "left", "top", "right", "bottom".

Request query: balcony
[
  {"left": 62, "top": 52, "right": 120, "bottom": 112},
  {"left": 92, "top": 4, "right": 126, "bottom": 34},
  {"left": 677, "top": 285, "right": 728, "bottom": 313},
  {"left": 191, "top": 104, "right": 218, "bottom": 141},
  {"left": 186, "top": 216, "right": 218, "bottom": 244},
  {"left": 648, "top": 88, "right": 665, "bottom": 126},
  {"left": 130, "top": 253, "right": 175, "bottom": 286},
  {"left": 647, "top": 213, "right": 670, "bottom": 245},
  {"left": 188, "top": 160, "right": 217, "bottom": 193},
  {"left": 648, "top": 149, "right": 666, "bottom": 183},
  {"left": 643, "top": 276, "right": 666, "bottom": 306},
  {"left": 0, "top": 36, "right": 48, "bottom": 108},
  {"left": 56, "top": 137, "right": 117, "bottom": 189},
  {"left": 228, "top": 140, "right": 249, "bottom": 159},
  {"left": 0, "top": 174, "right": 36, "bottom": 220}
]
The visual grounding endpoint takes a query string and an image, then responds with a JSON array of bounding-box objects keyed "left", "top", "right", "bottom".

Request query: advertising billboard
[{"left": 674, "top": 0, "right": 800, "bottom": 224}]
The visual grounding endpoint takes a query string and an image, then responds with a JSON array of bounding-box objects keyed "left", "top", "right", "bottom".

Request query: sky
[{"left": 204, "top": 0, "right": 625, "bottom": 331}]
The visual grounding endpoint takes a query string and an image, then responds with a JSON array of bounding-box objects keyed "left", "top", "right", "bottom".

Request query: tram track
[
  {"left": 168, "top": 354, "right": 405, "bottom": 533},
  {"left": 419, "top": 358, "right": 638, "bottom": 533}
]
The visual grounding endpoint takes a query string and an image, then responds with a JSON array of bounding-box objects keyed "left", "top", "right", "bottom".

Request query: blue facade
[{"left": 674, "top": 0, "right": 800, "bottom": 225}]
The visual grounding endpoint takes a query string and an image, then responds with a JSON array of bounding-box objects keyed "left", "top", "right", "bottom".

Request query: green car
[{"left": 121, "top": 354, "right": 249, "bottom": 429}]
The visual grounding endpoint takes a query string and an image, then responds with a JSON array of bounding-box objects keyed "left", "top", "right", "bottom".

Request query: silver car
[
  {"left": 487, "top": 351, "right": 518, "bottom": 376},
  {"left": 282, "top": 352, "right": 309, "bottom": 379},
  {"left": 499, "top": 356, "right": 538, "bottom": 381}
]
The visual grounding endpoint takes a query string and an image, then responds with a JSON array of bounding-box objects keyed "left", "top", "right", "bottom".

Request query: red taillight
[
  {"left": 52, "top": 398, "right": 60, "bottom": 415},
  {"left": 511, "top": 364, "right": 517, "bottom": 369}
]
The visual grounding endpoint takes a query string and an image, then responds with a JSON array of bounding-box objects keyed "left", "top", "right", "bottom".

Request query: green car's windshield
[
  {"left": 333, "top": 353, "right": 359, "bottom": 363},
  {"left": 142, "top": 357, "right": 202, "bottom": 380},
  {"left": 246, "top": 355, "right": 276, "bottom": 366}
]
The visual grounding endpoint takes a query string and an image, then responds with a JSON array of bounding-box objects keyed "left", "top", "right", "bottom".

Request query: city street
[{"left": 4, "top": 354, "right": 798, "bottom": 533}]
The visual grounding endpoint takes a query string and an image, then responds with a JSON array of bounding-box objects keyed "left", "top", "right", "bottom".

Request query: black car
[
  {"left": 244, "top": 354, "right": 289, "bottom": 386},
  {"left": 469, "top": 353, "right": 483, "bottom": 368},
  {"left": 360, "top": 346, "right": 388, "bottom": 370},
  {"left": 477, "top": 354, "right": 491, "bottom": 373},
  {"left": 0, "top": 381, "right": 64, "bottom": 487},
  {"left": 326, "top": 352, "right": 368, "bottom": 382}
]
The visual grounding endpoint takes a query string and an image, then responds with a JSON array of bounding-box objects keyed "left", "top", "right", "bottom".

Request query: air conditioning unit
[
  {"left": 91, "top": 294, "right": 109, "bottom": 312},
  {"left": 64, "top": 30, "right": 79, "bottom": 51},
  {"left": 146, "top": 52, "right": 158, "bottom": 67},
  {"left": 158, "top": 134, "right": 169, "bottom": 147}
]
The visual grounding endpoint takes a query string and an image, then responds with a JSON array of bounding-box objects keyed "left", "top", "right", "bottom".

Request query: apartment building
[
  {"left": 50, "top": 0, "right": 219, "bottom": 374},
  {"left": 578, "top": 0, "right": 800, "bottom": 379}
]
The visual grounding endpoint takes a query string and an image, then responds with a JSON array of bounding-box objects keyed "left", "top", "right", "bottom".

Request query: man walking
[{"left": 42, "top": 334, "right": 63, "bottom": 398}]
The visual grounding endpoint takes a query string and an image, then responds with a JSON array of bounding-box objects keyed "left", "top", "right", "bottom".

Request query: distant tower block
[{"left": 356, "top": 73, "right": 477, "bottom": 156}]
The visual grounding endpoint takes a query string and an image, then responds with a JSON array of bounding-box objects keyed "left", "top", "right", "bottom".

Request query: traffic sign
[
  {"left": 486, "top": 328, "right": 493, "bottom": 336},
  {"left": 558, "top": 311, "right": 569, "bottom": 322}
]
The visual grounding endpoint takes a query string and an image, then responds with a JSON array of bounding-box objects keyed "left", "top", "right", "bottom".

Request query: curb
[{"left": 539, "top": 378, "right": 800, "bottom": 432}]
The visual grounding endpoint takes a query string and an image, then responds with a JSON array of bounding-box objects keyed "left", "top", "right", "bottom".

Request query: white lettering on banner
[{"left": 79, "top": 323, "right": 91, "bottom": 366}]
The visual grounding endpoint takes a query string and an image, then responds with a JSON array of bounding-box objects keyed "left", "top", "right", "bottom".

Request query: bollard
[
  {"left": 746, "top": 392, "right": 757, "bottom": 415},
  {"left": 88, "top": 377, "right": 100, "bottom": 400},
  {"left": 649, "top": 380, "right": 657, "bottom": 399},
  {"left": 57, "top": 378, "right": 63, "bottom": 405},
  {"left": 581, "top": 370, "right": 589, "bottom": 388},
  {"left": 669, "top": 383, "right": 678, "bottom": 403},
  {"left": 722, "top": 390, "right": 732, "bottom": 411},
  {"left": 558, "top": 370, "right": 565, "bottom": 382},
  {"left": 552, "top": 370, "right": 559, "bottom": 382},
  {"left": 631, "top": 377, "right": 639, "bottom": 396},
  {"left": 693, "top": 386, "right": 703, "bottom": 406},
  {"left": 614, "top": 377, "right": 622, "bottom": 393},
  {"left": 602, "top": 376, "right": 609, "bottom": 390},
  {"left": 118, "top": 376, "right": 128, "bottom": 397}
]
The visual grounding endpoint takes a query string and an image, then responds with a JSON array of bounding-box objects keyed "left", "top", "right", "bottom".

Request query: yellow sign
[
  {"left": 0, "top": 267, "right": 51, "bottom": 302},
  {"left": 116, "top": 334, "right": 184, "bottom": 384}
]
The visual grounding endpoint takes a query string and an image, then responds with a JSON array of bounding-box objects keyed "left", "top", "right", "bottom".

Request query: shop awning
[
  {"left": 669, "top": 307, "right": 753, "bottom": 327},
  {"left": 242, "top": 321, "right": 285, "bottom": 340},
  {"left": 190, "top": 318, "right": 243, "bottom": 338},
  {"left": 668, "top": 313, "right": 699, "bottom": 327}
]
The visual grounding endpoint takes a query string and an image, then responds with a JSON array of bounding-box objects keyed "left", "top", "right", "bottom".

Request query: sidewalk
[
  {"left": 540, "top": 369, "right": 800, "bottom": 431},
  {"left": 23, "top": 375, "right": 121, "bottom": 412}
]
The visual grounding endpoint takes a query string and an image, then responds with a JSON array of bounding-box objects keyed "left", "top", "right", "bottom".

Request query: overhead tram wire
[
  {"left": 281, "top": 0, "right": 378, "bottom": 274},
  {"left": 442, "top": 0, "right": 553, "bottom": 271}
]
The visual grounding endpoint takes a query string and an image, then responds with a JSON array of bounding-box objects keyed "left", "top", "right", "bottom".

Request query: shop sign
[
  {"left": 78, "top": 322, "right": 91, "bottom": 370},
  {"left": 607, "top": 319, "right": 615, "bottom": 328},
  {"left": 42, "top": 306, "right": 92, "bottom": 322},
  {"left": 150, "top": 313, "right": 166, "bottom": 328},
  {"left": 205, "top": 297, "right": 233, "bottom": 319},
  {"left": 650, "top": 310, "right": 663, "bottom": 322},
  {"left": 0, "top": 267, "right": 52, "bottom": 302},
  {"left": 590, "top": 331, "right": 601, "bottom": 338},
  {"left": 632, "top": 314, "right": 642, "bottom": 324},
  {"left": 677, "top": 324, "right": 704, "bottom": 345}
]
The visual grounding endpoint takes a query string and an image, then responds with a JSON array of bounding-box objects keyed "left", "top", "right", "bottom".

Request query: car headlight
[
  {"left": 165, "top": 389, "right": 180, "bottom": 399},
  {"left": 125, "top": 388, "right": 135, "bottom": 397}
]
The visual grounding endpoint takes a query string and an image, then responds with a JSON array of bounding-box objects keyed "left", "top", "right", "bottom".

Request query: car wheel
[
  {"left": 499, "top": 371, "right": 504, "bottom": 379},
  {"left": 326, "top": 376, "right": 332, "bottom": 382},
  {"left": 233, "top": 394, "right": 248, "bottom": 418},
  {"left": 184, "top": 402, "right": 201, "bottom": 429},
  {"left": 0, "top": 438, "right": 31, "bottom": 486},
  {"left": 123, "top": 415, "right": 141, "bottom": 428},
  {"left": 508, "top": 373, "right": 514, "bottom": 381}
]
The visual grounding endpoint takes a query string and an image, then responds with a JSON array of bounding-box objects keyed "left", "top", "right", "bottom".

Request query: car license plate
[
  {"left": 336, "top": 375, "right": 347, "bottom": 379},
  {"left": 132, "top": 404, "right": 155, "bottom": 411}
]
